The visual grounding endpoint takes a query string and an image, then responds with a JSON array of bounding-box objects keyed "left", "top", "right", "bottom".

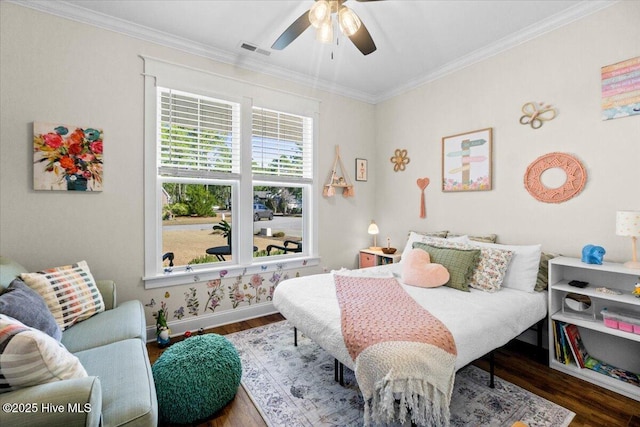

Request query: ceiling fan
[{"left": 272, "top": 0, "right": 382, "bottom": 56}]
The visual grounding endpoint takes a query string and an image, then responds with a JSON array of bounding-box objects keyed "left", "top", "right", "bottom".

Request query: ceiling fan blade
[
  {"left": 271, "top": 10, "right": 312, "bottom": 50},
  {"left": 348, "top": 17, "right": 377, "bottom": 55}
]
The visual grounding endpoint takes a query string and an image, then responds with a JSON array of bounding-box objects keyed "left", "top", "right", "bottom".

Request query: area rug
[{"left": 225, "top": 321, "right": 575, "bottom": 427}]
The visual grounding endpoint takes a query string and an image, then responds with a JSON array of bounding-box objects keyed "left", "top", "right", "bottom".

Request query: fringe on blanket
[{"left": 364, "top": 377, "right": 450, "bottom": 427}]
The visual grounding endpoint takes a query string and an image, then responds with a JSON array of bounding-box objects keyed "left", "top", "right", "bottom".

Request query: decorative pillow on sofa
[
  {"left": 0, "top": 314, "right": 87, "bottom": 393},
  {"left": 0, "top": 278, "right": 62, "bottom": 341},
  {"left": 471, "top": 241, "right": 542, "bottom": 293},
  {"left": 401, "top": 249, "right": 450, "bottom": 288},
  {"left": 412, "top": 243, "right": 480, "bottom": 292},
  {"left": 20, "top": 261, "right": 105, "bottom": 331}
]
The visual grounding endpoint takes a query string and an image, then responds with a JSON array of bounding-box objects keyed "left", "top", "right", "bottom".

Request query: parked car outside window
[{"left": 253, "top": 203, "right": 273, "bottom": 221}]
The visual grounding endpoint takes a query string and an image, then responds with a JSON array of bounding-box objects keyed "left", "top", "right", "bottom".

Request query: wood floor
[{"left": 147, "top": 313, "right": 640, "bottom": 427}]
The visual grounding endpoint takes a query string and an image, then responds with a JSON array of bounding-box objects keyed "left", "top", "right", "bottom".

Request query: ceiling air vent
[{"left": 239, "top": 42, "right": 271, "bottom": 56}]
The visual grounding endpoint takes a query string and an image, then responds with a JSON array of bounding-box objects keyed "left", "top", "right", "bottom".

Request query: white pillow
[
  {"left": 0, "top": 314, "right": 87, "bottom": 393},
  {"left": 401, "top": 232, "right": 469, "bottom": 262},
  {"left": 471, "top": 241, "right": 542, "bottom": 293}
]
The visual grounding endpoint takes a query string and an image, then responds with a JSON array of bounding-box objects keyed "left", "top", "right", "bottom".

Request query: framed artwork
[
  {"left": 355, "top": 158, "right": 368, "bottom": 181},
  {"left": 442, "top": 128, "right": 492, "bottom": 192},
  {"left": 33, "top": 122, "right": 103, "bottom": 191},
  {"left": 601, "top": 56, "right": 640, "bottom": 120}
]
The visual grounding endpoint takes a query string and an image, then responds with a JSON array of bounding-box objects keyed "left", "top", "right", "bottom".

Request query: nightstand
[{"left": 359, "top": 249, "right": 402, "bottom": 268}]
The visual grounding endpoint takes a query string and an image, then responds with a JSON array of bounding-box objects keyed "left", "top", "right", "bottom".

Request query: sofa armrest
[
  {"left": 96, "top": 280, "right": 116, "bottom": 310},
  {"left": 0, "top": 376, "right": 102, "bottom": 427}
]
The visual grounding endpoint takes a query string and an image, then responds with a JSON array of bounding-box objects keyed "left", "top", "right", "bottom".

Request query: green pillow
[
  {"left": 412, "top": 242, "right": 480, "bottom": 291},
  {"left": 535, "top": 252, "right": 559, "bottom": 292}
]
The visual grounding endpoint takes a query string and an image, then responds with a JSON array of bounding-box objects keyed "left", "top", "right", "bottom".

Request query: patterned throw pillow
[
  {"left": 0, "top": 314, "right": 87, "bottom": 393},
  {"left": 471, "top": 241, "right": 542, "bottom": 293},
  {"left": 20, "top": 261, "right": 105, "bottom": 331},
  {"left": 467, "top": 247, "right": 514, "bottom": 292},
  {"left": 412, "top": 243, "right": 480, "bottom": 292}
]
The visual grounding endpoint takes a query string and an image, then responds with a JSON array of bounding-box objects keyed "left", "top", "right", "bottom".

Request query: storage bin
[
  {"left": 601, "top": 308, "right": 640, "bottom": 334},
  {"left": 601, "top": 308, "right": 618, "bottom": 328}
]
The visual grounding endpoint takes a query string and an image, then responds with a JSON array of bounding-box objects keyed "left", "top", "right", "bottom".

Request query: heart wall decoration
[{"left": 417, "top": 177, "right": 430, "bottom": 218}]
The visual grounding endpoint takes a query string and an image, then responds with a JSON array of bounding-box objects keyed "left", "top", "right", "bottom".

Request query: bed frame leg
[
  {"left": 536, "top": 318, "right": 545, "bottom": 361},
  {"left": 294, "top": 327, "right": 297, "bottom": 347},
  {"left": 489, "top": 350, "right": 495, "bottom": 388},
  {"left": 334, "top": 359, "right": 344, "bottom": 386}
]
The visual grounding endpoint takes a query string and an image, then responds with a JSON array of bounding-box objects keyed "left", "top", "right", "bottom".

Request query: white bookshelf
[{"left": 548, "top": 257, "right": 640, "bottom": 401}]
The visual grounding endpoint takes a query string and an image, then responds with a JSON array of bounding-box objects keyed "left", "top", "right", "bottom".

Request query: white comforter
[{"left": 272, "top": 263, "right": 547, "bottom": 371}]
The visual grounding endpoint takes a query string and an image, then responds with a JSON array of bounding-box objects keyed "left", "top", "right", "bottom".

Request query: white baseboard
[{"left": 146, "top": 302, "right": 278, "bottom": 342}]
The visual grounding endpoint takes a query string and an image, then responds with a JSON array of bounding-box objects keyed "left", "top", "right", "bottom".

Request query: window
[
  {"left": 251, "top": 107, "right": 312, "bottom": 259},
  {"left": 143, "top": 57, "right": 319, "bottom": 287}
]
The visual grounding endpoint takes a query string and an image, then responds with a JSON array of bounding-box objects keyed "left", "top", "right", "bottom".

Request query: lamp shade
[
  {"left": 616, "top": 211, "right": 640, "bottom": 237},
  {"left": 367, "top": 221, "right": 379, "bottom": 235}
]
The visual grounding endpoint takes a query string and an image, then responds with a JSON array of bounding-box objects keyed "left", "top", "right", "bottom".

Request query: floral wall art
[
  {"left": 144, "top": 264, "right": 294, "bottom": 323},
  {"left": 33, "top": 122, "right": 103, "bottom": 191}
]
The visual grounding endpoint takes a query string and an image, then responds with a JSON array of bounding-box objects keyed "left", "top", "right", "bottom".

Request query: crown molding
[
  {"left": 8, "top": 0, "right": 616, "bottom": 105},
  {"left": 373, "top": 0, "right": 617, "bottom": 103},
  {"left": 7, "top": 0, "right": 377, "bottom": 103}
]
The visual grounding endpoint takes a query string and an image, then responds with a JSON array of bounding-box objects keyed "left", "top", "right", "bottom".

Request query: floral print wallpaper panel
[
  {"left": 33, "top": 122, "right": 104, "bottom": 191},
  {"left": 145, "top": 264, "right": 295, "bottom": 324}
]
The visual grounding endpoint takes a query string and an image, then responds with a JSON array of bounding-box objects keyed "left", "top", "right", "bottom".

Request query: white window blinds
[
  {"left": 158, "top": 87, "right": 240, "bottom": 178},
  {"left": 252, "top": 107, "right": 313, "bottom": 181}
]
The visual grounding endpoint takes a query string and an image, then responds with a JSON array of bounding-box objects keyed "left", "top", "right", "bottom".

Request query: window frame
[{"left": 142, "top": 57, "right": 320, "bottom": 289}]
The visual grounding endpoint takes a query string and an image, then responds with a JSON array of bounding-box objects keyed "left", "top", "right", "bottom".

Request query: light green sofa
[{"left": 0, "top": 257, "right": 158, "bottom": 427}]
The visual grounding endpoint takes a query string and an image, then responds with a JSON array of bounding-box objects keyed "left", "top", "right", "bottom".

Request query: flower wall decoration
[
  {"left": 33, "top": 121, "right": 103, "bottom": 191},
  {"left": 390, "top": 149, "right": 410, "bottom": 172}
]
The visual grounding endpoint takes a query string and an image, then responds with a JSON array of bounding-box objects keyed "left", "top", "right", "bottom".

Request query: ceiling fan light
[
  {"left": 316, "top": 21, "right": 333, "bottom": 44},
  {"left": 338, "top": 6, "right": 361, "bottom": 36},
  {"left": 309, "top": 0, "right": 331, "bottom": 29}
]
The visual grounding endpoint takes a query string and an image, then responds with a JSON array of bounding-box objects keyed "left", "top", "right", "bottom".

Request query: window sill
[{"left": 143, "top": 255, "right": 320, "bottom": 289}]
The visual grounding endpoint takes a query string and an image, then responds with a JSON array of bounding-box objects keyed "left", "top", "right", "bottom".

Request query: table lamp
[
  {"left": 616, "top": 210, "right": 640, "bottom": 269},
  {"left": 368, "top": 220, "right": 381, "bottom": 250}
]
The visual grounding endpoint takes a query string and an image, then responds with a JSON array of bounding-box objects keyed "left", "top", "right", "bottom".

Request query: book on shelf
[
  {"left": 554, "top": 321, "right": 640, "bottom": 387},
  {"left": 553, "top": 320, "right": 572, "bottom": 365},
  {"left": 584, "top": 356, "right": 640, "bottom": 388},
  {"left": 562, "top": 323, "right": 589, "bottom": 368}
]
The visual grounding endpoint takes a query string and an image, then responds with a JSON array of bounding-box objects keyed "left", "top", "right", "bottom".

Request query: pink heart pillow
[{"left": 402, "top": 249, "right": 450, "bottom": 288}]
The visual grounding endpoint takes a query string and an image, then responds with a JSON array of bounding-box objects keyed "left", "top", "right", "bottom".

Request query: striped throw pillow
[
  {"left": 20, "top": 261, "right": 105, "bottom": 331},
  {"left": 0, "top": 314, "right": 87, "bottom": 393}
]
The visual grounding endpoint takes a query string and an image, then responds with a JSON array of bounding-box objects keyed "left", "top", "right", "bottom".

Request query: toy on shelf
[
  {"left": 323, "top": 145, "right": 354, "bottom": 198},
  {"left": 581, "top": 244, "right": 605, "bottom": 265},
  {"left": 633, "top": 280, "right": 640, "bottom": 298}
]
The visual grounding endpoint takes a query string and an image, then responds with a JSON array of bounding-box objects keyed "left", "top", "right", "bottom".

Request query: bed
[{"left": 272, "top": 233, "right": 548, "bottom": 425}]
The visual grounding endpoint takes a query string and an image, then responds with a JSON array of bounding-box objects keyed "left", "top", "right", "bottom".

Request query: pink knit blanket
[{"left": 334, "top": 274, "right": 457, "bottom": 426}]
